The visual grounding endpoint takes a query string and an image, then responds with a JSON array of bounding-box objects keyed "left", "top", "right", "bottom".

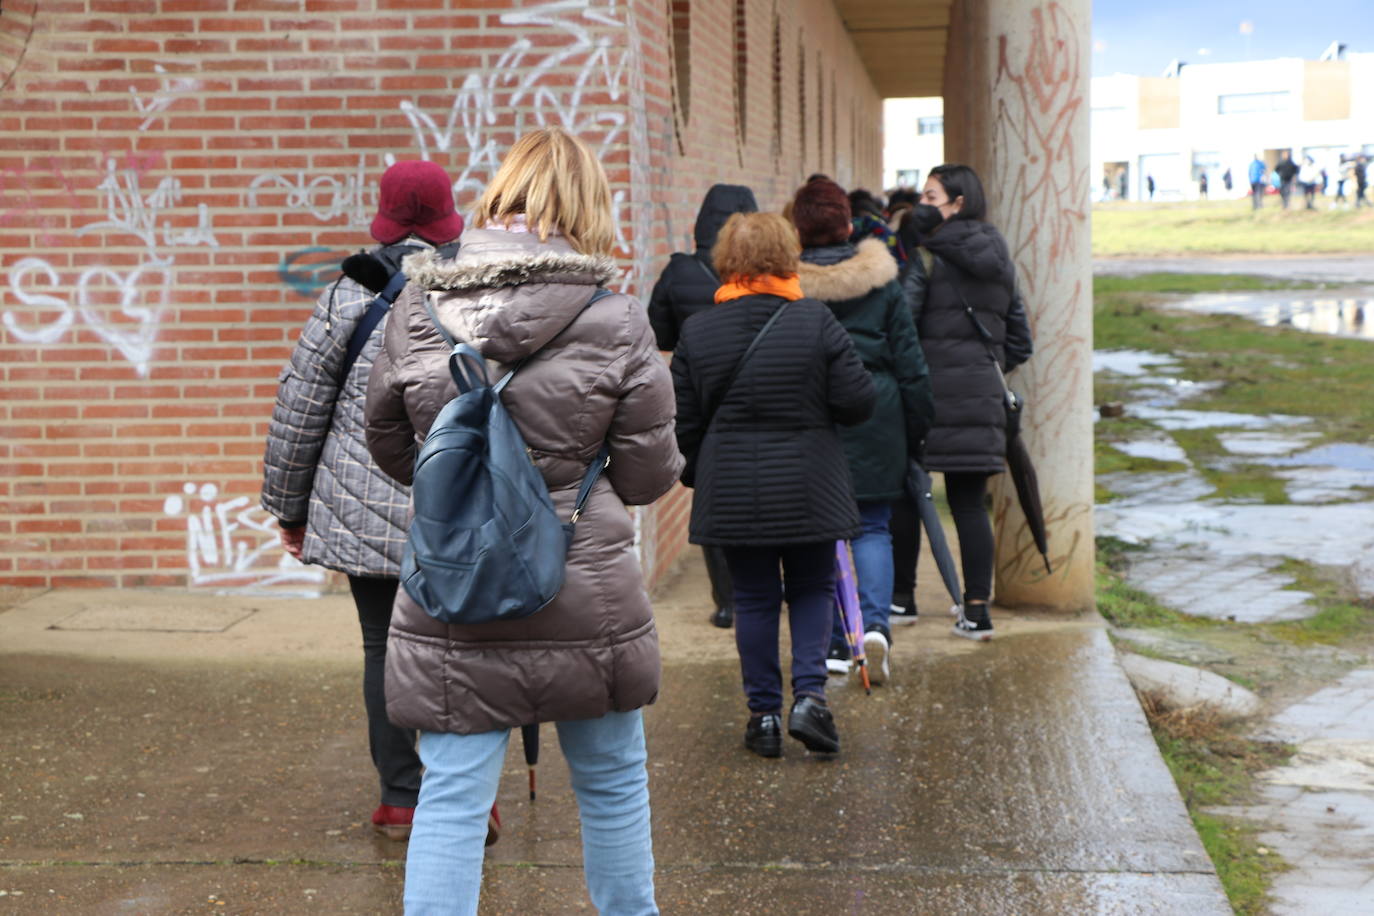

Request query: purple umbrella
[{"left": 834, "top": 541, "right": 871, "bottom": 695}]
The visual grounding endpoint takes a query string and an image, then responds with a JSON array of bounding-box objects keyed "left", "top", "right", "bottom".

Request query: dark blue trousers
[
  {"left": 722, "top": 541, "right": 835, "bottom": 715},
  {"left": 348, "top": 575, "right": 422, "bottom": 807}
]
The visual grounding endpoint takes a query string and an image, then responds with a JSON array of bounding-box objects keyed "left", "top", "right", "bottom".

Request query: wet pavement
[{"left": 0, "top": 577, "right": 1229, "bottom": 914}]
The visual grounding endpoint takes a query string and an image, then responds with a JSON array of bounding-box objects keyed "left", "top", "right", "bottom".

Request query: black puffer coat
[
  {"left": 647, "top": 184, "right": 758, "bottom": 351},
  {"left": 671, "top": 294, "right": 875, "bottom": 546},
  {"left": 798, "top": 239, "right": 935, "bottom": 502},
  {"left": 901, "top": 219, "right": 1028, "bottom": 474}
]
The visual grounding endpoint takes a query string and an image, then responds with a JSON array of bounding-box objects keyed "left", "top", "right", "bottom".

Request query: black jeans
[
  {"left": 723, "top": 542, "right": 834, "bottom": 715},
  {"left": 348, "top": 575, "right": 421, "bottom": 808},
  {"left": 890, "top": 471, "right": 996, "bottom": 605}
]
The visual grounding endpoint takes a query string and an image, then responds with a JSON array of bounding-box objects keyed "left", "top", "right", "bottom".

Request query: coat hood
[
  {"left": 922, "top": 219, "right": 1014, "bottom": 289},
  {"left": 796, "top": 238, "right": 898, "bottom": 303},
  {"left": 403, "top": 228, "right": 619, "bottom": 365},
  {"left": 693, "top": 184, "right": 758, "bottom": 251}
]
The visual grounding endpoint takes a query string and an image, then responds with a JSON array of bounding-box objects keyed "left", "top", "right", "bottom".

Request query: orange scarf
[{"left": 713, "top": 273, "right": 803, "bottom": 303}]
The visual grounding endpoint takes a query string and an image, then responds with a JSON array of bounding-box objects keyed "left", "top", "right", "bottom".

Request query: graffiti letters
[{"left": 162, "top": 482, "right": 326, "bottom": 596}]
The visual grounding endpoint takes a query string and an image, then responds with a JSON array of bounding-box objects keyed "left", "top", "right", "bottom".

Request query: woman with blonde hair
[
  {"left": 671, "top": 211, "right": 874, "bottom": 757},
  {"left": 365, "top": 127, "right": 683, "bottom": 915}
]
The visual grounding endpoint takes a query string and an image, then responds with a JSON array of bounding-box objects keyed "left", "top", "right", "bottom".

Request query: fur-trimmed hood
[
  {"left": 796, "top": 238, "right": 898, "bottom": 303},
  {"left": 402, "top": 227, "right": 622, "bottom": 364}
]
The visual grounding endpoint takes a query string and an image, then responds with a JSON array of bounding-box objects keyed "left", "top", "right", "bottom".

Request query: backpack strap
[
  {"left": 337, "top": 269, "right": 408, "bottom": 384},
  {"left": 570, "top": 443, "right": 611, "bottom": 524}
]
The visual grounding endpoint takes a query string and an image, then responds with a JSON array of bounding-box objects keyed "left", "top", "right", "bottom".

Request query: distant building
[
  {"left": 1092, "top": 48, "right": 1374, "bottom": 201},
  {"left": 887, "top": 47, "right": 1374, "bottom": 203}
]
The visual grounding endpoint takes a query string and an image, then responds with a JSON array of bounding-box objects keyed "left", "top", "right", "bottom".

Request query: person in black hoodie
[
  {"left": 648, "top": 184, "right": 758, "bottom": 629},
  {"left": 671, "top": 211, "right": 875, "bottom": 757},
  {"left": 897, "top": 164, "right": 1033, "bottom": 641}
]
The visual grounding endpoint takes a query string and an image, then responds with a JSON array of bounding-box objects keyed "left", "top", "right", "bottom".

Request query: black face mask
[{"left": 909, "top": 203, "right": 945, "bottom": 235}]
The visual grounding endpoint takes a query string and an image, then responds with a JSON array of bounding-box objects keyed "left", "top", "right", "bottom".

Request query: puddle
[
  {"left": 1093, "top": 349, "right": 1181, "bottom": 376},
  {"left": 1110, "top": 436, "right": 1190, "bottom": 465},
  {"left": 1129, "top": 405, "right": 1309, "bottom": 431},
  {"left": 1097, "top": 500, "right": 1374, "bottom": 598},
  {"left": 1269, "top": 443, "right": 1374, "bottom": 472},
  {"left": 1174, "top": 291, "right": 1374, "bottom": 341},
  {"left": 1217, "top": 432, "right": 1320, "bottom": 457}
]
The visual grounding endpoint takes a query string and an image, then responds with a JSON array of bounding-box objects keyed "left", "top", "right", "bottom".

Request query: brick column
[{"left": 943, "top": 0, "right": 1095, "bottom": 611}]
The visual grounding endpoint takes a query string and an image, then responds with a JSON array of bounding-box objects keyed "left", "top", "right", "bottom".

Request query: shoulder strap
[
  {"left": 936, "top": 257, "right": 1017, "bottom": 406},
  {"left": 703, "top": 299, "right": 792, "bottom": 429},
  {"left": 690, "top": 252, "right": 719, "bottom": 286},
  {"left": 338, "top": 269, "right": 408, "bottom": 384}
]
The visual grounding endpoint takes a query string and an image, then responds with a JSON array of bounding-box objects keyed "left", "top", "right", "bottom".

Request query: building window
[
  {"left": 771, "top": 13, "right": 781, "bottom": 160},
  {"left": 917, "top": 116, "right": 944, "bottom": 136},
  {"left": 733, "top": 0, "right": 747, "bottom": 154},
  {"left": 797, "top": 33, "right": 806, "bottom": 161},
  {"left": 1217, "top": 91, "right": 1289, "bottom": 115},
  {"left": 669, "top": 2, "right": 690, "bottom": 125}
]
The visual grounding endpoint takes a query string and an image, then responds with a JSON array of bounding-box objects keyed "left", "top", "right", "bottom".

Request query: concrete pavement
[{"left": 0, "top": 557, "right": 1229, "bottom": 914}]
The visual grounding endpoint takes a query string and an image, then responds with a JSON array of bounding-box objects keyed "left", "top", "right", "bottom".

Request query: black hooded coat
[
  {"left": 646, "top": 184, "right": 758, "bottom": 351},
  {"left": 901, "top": 219, "right": 1031, "bottom": 474}
]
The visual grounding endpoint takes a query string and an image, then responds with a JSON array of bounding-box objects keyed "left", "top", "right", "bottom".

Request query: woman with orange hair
[{"left": 670, "top": 211, "right": 874, "bottom": 758}]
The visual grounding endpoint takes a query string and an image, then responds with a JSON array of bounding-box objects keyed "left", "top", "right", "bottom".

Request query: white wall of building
[{"left": 883, "top": 97, "right": 945, "bottom": 191}]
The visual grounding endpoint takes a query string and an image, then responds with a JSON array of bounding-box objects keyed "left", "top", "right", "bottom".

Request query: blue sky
[{"left": 1093, "top": 0, "right": 1374, "bottom": 76}]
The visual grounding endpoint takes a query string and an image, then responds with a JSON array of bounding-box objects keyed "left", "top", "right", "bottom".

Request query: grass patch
[
  {"left": 1093, "top": 272, "right": 1318, "bottom": 295},
  {"left": 1263, "top": 558, "right": 1374, "bottom": 646},
  {"left": 1095, "top": 537, "right": 1189, "bottom": 628},
  {"left": 1139, "top": 694, "right": 1293, "bottom": 915},
  {"left": 1093, "top": 199, "right": 1374, "bottom": 256},
  {"left": 1093, "top": 274, "right": 1374, "bottom": 443}
]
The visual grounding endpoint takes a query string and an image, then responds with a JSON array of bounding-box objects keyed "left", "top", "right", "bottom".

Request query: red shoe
[
  {"left": 371, "top": 803, "right": 414, "bottom": 841},
  {"left": 486, "top": 803, "right": 501, "bottom": 847}
]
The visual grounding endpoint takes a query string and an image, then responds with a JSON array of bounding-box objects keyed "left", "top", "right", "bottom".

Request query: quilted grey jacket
[{"left": 260, "top": 263, "right": 413, "bottom": 577}]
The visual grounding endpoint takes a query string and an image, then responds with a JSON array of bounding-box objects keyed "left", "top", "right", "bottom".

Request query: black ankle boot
[
  {"left": 710, "top": 606, "right": 734, "bottom": 628},
  {"left": 744, "top": 713, "right": 782, "bottom": 757}
]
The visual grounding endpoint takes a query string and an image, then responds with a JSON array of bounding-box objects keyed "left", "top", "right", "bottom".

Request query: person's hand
[{"left": 279, "top": 524, "right": 306, "bottom": 560}]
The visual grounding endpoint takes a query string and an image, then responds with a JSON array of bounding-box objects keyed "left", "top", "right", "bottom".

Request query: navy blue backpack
[{"left": 401, "top": 288, "right": 613, "bottom": 625}]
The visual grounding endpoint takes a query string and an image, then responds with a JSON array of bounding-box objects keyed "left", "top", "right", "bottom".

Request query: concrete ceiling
[{"left": 834, "top": 0, "right": 951, "bottom": 98}]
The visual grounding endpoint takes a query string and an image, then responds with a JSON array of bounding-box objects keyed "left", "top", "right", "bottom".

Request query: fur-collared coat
[
  {"left": 364, "top": 227, "right": 684, "bottom": 735},
  {"left": 798, "top": 239, "right": 934, "bottom": 503}
]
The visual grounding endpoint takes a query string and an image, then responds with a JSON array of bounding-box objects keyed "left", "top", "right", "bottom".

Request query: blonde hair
[
  {"left": 471, "top": 128, "right": 615, "bottom": 255},
  {"left": 712, "top": 212, "right": 801, "bottom": 281}
]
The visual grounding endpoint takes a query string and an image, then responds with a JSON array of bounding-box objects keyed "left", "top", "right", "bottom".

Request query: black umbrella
[
  {"left": 961, "top": 303, "right": 1054, "bottom": 578},
  {"left": 904, "top": 461, "right": 962, "bottom": 609},
  {"left": 1006, "top": 431, "right": 1053, "bottom": 576},
  {"left": 520, "top": 723, "right": 539, "bottom": 801}
]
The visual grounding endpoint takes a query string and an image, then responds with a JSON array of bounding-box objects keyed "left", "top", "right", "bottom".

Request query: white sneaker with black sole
[
  {"left": 861, "top": 630, "right": 890, "bottom": 685},
  {"left": 825, "top": 645, "right": 851, "bottom": 676},
  {"left": 951, "top": 609, "right": 994, "bottom": 641},
  {"left": 889, "top": 602, "right": 919, "bottom": 625}
]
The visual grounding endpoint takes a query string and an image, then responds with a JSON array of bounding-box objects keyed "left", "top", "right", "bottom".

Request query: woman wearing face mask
[{"left": 892, "top": 164, "right": 1033, "bottom": 640}]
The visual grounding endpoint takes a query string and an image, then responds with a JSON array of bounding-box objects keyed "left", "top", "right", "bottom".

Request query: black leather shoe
[
  {"left": 744, "top": 713, "right": 782, "bottom": 757},
  {"left": 787, "top": 696, "right": 839, "bottom": 754},
  {"left": 710, "top": 606, "right": 734, "bottom": 629}
]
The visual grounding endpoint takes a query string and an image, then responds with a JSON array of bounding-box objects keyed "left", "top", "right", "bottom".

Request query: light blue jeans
[{"left": 403, "top": 710, "right": 658, "bottom": 916}]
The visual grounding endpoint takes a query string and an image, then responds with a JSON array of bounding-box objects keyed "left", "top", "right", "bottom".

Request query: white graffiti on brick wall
[
  {"left": 5, "top": 157, "right": 219, "bottom": 376},
  {"left": 163, "top": 483, "right": 326, "bottom": 596},
  {"left": 247, "top": 155, "right": 372, "bottom": 229},
  {"left": 80, "top": 157, "right": 219, "bottom": 250},
  {"left": 129, "top": 64, "right": 202, "bottom": 131}
]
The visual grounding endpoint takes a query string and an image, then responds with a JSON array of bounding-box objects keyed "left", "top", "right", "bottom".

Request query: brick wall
[{"left": 0, "top": 0, "right": 881, "bottom": 594}]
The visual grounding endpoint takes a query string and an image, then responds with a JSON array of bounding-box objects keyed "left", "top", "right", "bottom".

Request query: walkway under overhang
[{"left": 835, "top": 0, "right": 952, "bottom": 98}]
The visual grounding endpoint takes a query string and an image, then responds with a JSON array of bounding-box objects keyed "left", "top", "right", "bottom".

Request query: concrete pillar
[{"left": 943, "top": 0, "right": 1095, "bottom": 611}]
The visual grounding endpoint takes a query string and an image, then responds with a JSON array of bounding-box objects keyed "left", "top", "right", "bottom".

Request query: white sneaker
[
  {"left": 825, "top": 645, "right": 851, "bottom": 676},
  {"left": 951, "top": 610, "right": 994, "bottom": 641},
  {"left": 862, "top": 630, "right": 890, "bottom": 686}
]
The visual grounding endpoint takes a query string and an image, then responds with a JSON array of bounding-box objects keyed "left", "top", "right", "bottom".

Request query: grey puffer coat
[
  {"left": 260, "top": 253, "right": 420, "bottom": 577},
  {"left": 364, "top": 228, "right": 684, "bottom": 735}
]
